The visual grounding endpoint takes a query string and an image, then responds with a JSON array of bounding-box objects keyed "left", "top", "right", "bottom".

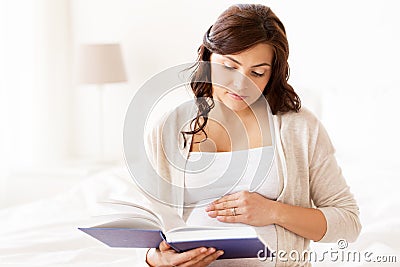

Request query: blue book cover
[
  {"left": 79, "top": 201, "right": 272, "bottom": 259},
  {"left": 79, "top": 222, "right": 270, "bottom": 259}
]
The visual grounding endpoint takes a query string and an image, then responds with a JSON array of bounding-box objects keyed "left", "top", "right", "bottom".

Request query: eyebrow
[{"left": 225, "top": 56, "right": 271, "bottom": 67}]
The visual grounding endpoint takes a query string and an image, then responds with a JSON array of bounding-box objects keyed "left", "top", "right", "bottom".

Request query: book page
[
  {"left": 166, "top": 226, "right": 257, "bottom": 243},
  {"left": 95, "top": 216, "right": 161, "bottom": 230},
  {"left": 92, "top": 209, "right": 162, "bottom": 226},
  {"left": 98, "top": 200, "right": 162, "bottom": 223},
  {"left": 98, "top": 198, "right": 186, "bottom": 232}
]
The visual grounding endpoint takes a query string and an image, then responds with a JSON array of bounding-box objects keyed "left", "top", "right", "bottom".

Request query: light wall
[
  {"left": 1, "top": 0, "right": 399, "bottom": 173},
  {"left": 71, "top": 0, "right": 400, "bottom": 168},
  {"left": 0, "top": 0, "right": 73, "bottom": 170}
]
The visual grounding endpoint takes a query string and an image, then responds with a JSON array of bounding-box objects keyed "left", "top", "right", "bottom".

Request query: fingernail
[
  {"left": 205, "top": 205, "right": 212, "bottom": 211},
  {"left": 200, "top": 247, "right": 207, "bottom": 253},
  {"left": 218, "top": 250, "right": 224, "bottom": 256},
  {"left": 208, "top": 247, "right": 216, "bottom": 253},
  {"left": 208, "top": 211, "right": 216, "bottom": 217}
]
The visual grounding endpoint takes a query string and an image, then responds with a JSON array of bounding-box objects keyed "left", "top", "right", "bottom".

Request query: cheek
[
  {"left": 211, "top": 68, "right": 234, "bottom": 89},
  {"left": 213, "top": 84, "right": 226, "bottom": 96},
  {"left": 251, "top": 78, "right": 269, "bottom": 94},
  {"left": 256, "top": 75, "right": 271, "bottom": 93}
]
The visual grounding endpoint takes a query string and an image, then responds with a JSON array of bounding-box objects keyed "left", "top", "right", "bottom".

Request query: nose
[{"left": 232, "top": 71, "right": 247, "bottom": 92}]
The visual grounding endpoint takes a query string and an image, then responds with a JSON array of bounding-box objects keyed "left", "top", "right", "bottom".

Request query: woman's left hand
[{"left": 205, "top": 190, "right": 278, "bottom": 226}]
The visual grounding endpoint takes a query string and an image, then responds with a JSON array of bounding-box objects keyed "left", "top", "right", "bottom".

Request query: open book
[{"left": 79, "top": 199, "right": 271, "bottom": 260}]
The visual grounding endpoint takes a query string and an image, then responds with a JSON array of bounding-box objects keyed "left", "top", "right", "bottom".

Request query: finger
[
  {"left": 179, "top": 248, "right": 224, "bottom": 267},
  {"left": 169, "top": 246, "right": 208, "bottom": 266},
  {"left": 178, "top": 247, "right": 219, "bottom": 267},
  {"left": 159, "top": 240, "right": 171, "bottom": 251},
  {"left": 208, "top": 207, "right": 240, "bottom": 217},
  {"left": 212, "top": 200, "right": 238, "bottom": 211},
  {"left": 213, "top": 192, "right": 240, "bottom": 204},
  {"left": 206, "top": 199, "right": 238, "bottom": 212},
  {"left": 217, "top": 214, "right": 244, "bottom": 223},
  {"left": 194, "top": 250, "right": 225, "bottom": 266}
]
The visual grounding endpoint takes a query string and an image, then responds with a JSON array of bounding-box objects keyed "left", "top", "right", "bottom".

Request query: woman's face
[{"left": 210, "top": 43, "right": 274, "bottom": 113}]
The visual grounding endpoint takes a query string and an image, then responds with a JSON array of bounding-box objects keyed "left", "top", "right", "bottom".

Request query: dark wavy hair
[{"left": 183, "top": 4, "right": 301, "bottom": 146}]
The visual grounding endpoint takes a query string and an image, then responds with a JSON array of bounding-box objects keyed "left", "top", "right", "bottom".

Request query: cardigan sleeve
[
  {"left": 309, "top": 121, "right": 362, "bottom": 243},
  {"left": 144, "top": 113, "right": 171, "bottom": 178}
]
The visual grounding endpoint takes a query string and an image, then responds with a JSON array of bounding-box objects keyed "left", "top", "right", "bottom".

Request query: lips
[{"left": 227, "top": 92, "right": 247, "bottom": 100}]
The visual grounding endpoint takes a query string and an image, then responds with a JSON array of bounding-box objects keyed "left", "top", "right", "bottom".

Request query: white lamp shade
[{"left": 77, "top": 43, "right": 127, "bottom": 84}]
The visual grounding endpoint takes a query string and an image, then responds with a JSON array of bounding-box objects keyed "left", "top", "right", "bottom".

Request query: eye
[
  {"left": 251, "top": 71, "right": 265, "bottom": 77},
  {"left": 223, "top": 63, "right": 236, "bottom": 70}
]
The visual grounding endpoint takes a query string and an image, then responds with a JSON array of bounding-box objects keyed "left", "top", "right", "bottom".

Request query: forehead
[{"left": 211, "top": 43, "right": 274, "bottom": 65}]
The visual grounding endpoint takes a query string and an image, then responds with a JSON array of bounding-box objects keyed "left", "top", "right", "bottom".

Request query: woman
[{"left": 144, "top": 4, "right": 361, "bottom": 266}]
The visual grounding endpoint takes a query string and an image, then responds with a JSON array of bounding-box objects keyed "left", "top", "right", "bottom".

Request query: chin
[{"left": 223, "top": 100, "right": 250, "bottom": 112}]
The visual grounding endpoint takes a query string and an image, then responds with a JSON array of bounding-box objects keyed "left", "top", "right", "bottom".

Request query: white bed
[
  {"left": 1, "top": 158, "right": 399, "bottom": 267},
  {"left": 0, "top": 166, "right": 151, "bottom": 267}
]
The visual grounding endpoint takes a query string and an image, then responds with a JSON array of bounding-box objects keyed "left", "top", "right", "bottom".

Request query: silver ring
[{"left": 231, "top": 207, "right": 236, "bottom": 216}]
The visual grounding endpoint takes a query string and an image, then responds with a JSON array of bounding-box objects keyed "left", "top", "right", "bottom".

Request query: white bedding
[
  {"left": 0, "top": 167, "right": 150, "bottom": 267},
  {"left": 1, "top": 162, "right": 399, "bottom": 267}
]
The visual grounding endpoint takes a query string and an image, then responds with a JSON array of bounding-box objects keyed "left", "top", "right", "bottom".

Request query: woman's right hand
[{"left": 146, "top": 241, "right": 224, "bottom": 267}]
